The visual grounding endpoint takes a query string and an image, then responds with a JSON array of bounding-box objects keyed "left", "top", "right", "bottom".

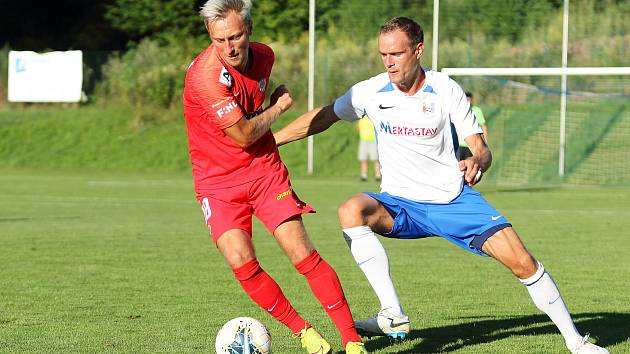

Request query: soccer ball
[{"left": 215, "top": 317, "right": 272, "bottom": 354}]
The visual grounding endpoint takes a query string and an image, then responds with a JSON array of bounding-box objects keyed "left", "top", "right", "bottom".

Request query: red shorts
[{"left": 198, "top": 167, "right": 314, "bottom": 242}]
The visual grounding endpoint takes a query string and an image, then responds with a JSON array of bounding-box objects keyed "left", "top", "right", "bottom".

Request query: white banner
[{"left": 8, "top": 50, "right": 83, "bottom": 103}]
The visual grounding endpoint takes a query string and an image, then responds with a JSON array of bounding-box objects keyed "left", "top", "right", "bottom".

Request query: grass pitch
[{"left": 1, "top": 169, "right": 629, "bottom": 353}]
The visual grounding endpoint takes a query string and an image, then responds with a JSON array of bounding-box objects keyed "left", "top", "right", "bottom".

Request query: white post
[
  {"left": 559, "top": 0, "right": 569, "bottom": 177},
  {"left": 307, "top": 0, "right": 315, "bottom": 175},
  {"left": 432, "top": 0, "right": 439, "bottom": 71}
]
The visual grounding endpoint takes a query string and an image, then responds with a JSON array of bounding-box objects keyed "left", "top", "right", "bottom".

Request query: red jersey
[{"left": 183, "top": 42, "right": 283, "bottom": 193}]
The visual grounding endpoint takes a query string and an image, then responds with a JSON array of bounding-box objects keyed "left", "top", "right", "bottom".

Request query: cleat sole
[
  {"left": 386, "top": 332, "right": 407, "bottom": 339},
  {"left": 357, "top": 329, "right": 408, "bottom": 341},
  {"left": 386, "top": 332, "right": 407, "bottom": 342}
]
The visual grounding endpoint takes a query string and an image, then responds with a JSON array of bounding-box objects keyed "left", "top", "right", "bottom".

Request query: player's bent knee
[
  {"left": 337, "top": 197, "right": 367, "bottom": 227},
  {"left": 223, "top": 251, "right": 256, "bottom": 269},
  {"left": 509, "top": 254, "right": 538, "bottom": 279}
]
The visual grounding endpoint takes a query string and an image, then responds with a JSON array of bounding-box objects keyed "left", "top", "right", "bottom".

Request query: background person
[
  {"left": 356, "top": 115, "right": 381, "bottom": 182},
  {"left": 456, "top": 91, "right": 488, "bottom": 161},
  {"left": 182, "top": 1, "right": 366, "bottom": 353},
  {"left": 274, "top": 16, "right": 609, "bottom": 354}
]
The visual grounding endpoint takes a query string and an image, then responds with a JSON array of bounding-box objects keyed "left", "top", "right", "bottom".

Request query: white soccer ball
[{"left": 215, "top": 317, "right": 272, "bottom": 354}]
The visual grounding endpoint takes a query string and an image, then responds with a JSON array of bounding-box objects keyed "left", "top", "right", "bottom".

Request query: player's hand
[
  {"left": 459, "top": 158, "right": 483, "bottom": 185},
  {"left": 270, "top": 85, "right": 292, "bottom": 113}
]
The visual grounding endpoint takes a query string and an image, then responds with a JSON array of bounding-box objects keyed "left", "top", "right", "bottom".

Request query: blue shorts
[{"left": 365, "top": 185, "right": 512, "bottom": 256}]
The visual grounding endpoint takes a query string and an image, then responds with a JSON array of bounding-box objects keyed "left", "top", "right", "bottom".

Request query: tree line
[
  {"left": 104, "top": 0, "right": 569, "bottom": 45},
  {"left": 2, "top": 0, "right": 627, "bottom": 113},
  {"left": 3, "top": 0, "right": 594, "bottom": 50}
]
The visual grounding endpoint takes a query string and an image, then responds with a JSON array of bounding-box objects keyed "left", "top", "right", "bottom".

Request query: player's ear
[{"left": 415, "top": 42, "right": 424, "bottom": 59}]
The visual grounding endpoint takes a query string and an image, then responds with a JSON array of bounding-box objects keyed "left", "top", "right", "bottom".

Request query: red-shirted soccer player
[{"left": 183, "top": 1, "right": 366, "bottom": 353}]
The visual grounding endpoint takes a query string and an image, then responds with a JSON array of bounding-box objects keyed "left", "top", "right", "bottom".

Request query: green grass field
[{"left": 1, "top": 169, "right": 629, "bottom": 353}]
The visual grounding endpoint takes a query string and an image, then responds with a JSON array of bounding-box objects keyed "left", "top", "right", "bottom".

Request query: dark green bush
[{"left": 94, "top": 35, "right": 207, "bottom": 126}]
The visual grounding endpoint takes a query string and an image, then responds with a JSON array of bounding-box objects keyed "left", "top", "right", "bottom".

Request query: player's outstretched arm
[
  {"left": 224, "top": 85, "right": 292, "bottom": 147},
  {"left": 274, "top": 104, "right": 340, "bottom": 146},
  {"left": 460, "top": 133, "right": 492, "bottom": 185}
]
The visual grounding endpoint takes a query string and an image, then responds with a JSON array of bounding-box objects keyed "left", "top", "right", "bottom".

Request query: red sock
[
  {"left": 295, "top": 251, "right": 361, "bottom": 346},
  {"left": 233, "top": 259, "right": 307, "bottom": 334}
]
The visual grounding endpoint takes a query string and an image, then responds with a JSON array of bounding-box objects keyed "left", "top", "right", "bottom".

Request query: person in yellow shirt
[
  {"left": 356, "top": 115, "right": 381, "bottom": 182},
  {"left": 456, "top": 92, "right": 488, "bottom": 161}
]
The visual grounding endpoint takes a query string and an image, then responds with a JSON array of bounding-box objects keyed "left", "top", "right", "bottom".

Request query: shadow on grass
[{"left": 361, "top": 312, "right": 628, "bottom": 353}]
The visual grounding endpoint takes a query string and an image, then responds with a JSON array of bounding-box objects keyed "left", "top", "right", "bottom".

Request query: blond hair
[{"left": 199, "top": 0, "right": 252, "bottom": 29}]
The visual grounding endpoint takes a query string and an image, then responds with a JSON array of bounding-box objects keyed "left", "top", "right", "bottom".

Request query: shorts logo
[
  {"left": 201, "top": 198, "right": 212, "bottom": 222},
  {"left": 276, "top": 188, "right": 292, "bottom": 200}
]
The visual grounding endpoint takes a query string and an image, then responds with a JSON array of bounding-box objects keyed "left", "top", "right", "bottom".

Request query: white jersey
[{"left": 334, "top": 70, "right": 482, "bottom": 203}]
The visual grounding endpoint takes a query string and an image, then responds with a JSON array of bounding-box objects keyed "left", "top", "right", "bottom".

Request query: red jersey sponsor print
[{"left": 183, "top": 42, "right": 281, "bottom": 192}]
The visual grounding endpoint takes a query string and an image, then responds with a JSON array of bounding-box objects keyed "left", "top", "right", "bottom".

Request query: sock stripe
[{"left": 520, "top": 261, "right": 545, "bottom": 286}]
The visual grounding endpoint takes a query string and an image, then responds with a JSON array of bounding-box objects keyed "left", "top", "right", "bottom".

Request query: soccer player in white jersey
[{"left": 274, "top": 16, "right": 609, "bottom": 354}]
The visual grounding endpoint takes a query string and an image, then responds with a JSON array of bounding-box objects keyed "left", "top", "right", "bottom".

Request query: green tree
[
  {"left": 100, "top": 0, "right": 570, "bottom": 48},
  {"left": 317, "top": 0, "right": 433, "bottom": 41},
  {"left": 251, "top": 0, "right": 307, "bottom": 41},
  {"left": 105, "top": 0, "right": 206, "bottom": 43},
  {"left": 251, "top": 0, "right": 340, "bottom": 42},
  {"left": 441, "top": 0, "right": 561, "bottom": 43}
]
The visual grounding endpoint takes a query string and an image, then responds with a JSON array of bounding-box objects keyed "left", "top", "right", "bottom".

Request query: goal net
[{"left": 442, "top": 68, "right": 630, "bottom": 186}]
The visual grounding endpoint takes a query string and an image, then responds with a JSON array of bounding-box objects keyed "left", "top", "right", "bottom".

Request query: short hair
[
  {"left": 199, "top": 0, "right": 252, "bottom": 30},
  {"left": 379, "top": 17, "right": 424, "bottom": 47},
  {"left": 465, "top": 91, "right": 473, "bottom": 98}
]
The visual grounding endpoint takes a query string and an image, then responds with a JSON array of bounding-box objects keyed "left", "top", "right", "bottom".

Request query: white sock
[
  {"left": 520, "top": 261, "right": 582, "bottom": 349},
  {"left": 342, "top": 226, "right": 404, "bottom": 315}
]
